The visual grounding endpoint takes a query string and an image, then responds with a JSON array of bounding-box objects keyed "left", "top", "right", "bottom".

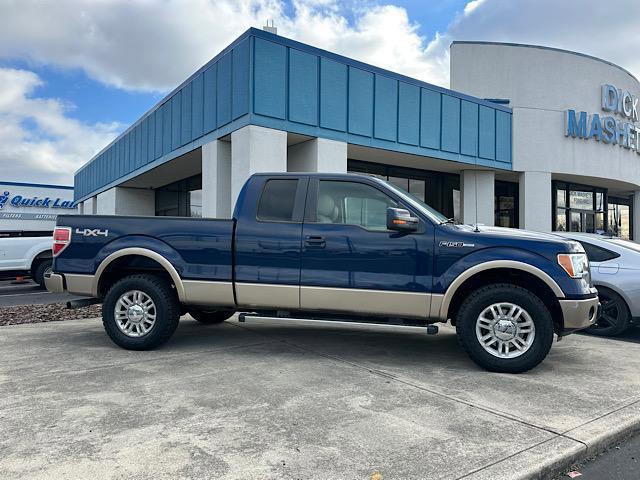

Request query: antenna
[
  {"left": 263, "top": 19, "right": 277, "bottom": 35},
  {"left": 474, "top": 169, "right": 480, "bottom": 232}
]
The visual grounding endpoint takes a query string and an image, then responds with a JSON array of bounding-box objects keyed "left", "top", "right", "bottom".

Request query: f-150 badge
[{"left": 439, "top": 241, "right": 475, "bottom": 248}]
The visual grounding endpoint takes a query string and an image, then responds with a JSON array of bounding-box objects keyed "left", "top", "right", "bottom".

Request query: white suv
[{"left": 0, "top": 231, "right": 53, "bottom": 288}]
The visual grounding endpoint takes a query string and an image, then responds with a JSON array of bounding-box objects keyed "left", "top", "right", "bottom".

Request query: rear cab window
[{"left": 256, "top": 179, "right": 299, "bottom": 222}]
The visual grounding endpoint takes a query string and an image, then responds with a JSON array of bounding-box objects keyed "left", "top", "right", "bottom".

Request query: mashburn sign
[{"left": 565, "top": 84, "right": 640, "bottom": 151}]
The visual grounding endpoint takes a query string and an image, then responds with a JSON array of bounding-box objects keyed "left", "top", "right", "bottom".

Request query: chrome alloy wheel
[
  {"left": 475, "top": 302, "right": 536, "bottom": 359},
  {"left": 114, "top": 290, "right": 157, "bottom": 338}
]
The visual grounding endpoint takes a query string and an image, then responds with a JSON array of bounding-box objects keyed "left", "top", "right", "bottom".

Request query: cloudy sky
[{"left": 1, "top": 0, "right": 639, "bottom": 185}]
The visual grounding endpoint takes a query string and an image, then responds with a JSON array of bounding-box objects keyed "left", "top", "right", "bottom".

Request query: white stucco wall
[
  {"left": 96, "top": 187, "right": 155, "bottom": 216},
  {"left": 450, "top": 42, "right": 640, "bottom": 188}
]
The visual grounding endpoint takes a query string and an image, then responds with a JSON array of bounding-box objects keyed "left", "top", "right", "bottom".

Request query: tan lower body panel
[
  {"left": 429, "top": 294, "right": 445, "bottom": 319},
  {"left": 182, "top": 280, "right": 235, "bottom": 307},
  {"left": 300, "top": 286, "right": 430, "bottom": 319},
  {"left": 235, "top": 283, "right": 300, "bottom": 309},
  {"left": 65, "top": 274, "right": 95, "bottom": 297}
]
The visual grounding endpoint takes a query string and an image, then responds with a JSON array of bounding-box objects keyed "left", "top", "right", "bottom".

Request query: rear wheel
[
  {"left": 33, "top": 259, "right": 52, "bottom": 288},
  {"left": 455, "top": 283, "right": 554, "bottom": 373},
  {"left": 189, "top": 309, "right": 235, "bottom": 324},
  {"left": 587, "top": 287, "right": 630, "bottom": 336},
  {"left": 102, "top": 274, "right": 180, "bottom": 350}
]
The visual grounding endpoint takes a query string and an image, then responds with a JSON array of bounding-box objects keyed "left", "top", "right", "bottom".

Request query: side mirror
[{"left": 387, "top": 207, "right": 419, "bottom": 232}]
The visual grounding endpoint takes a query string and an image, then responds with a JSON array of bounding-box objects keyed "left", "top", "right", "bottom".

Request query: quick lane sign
[
  {"left": 565, "top": 84, "right": 640, "bottom": 152},
  {"left": 0, "top": 191, "right": 76, "bottom": 211}
]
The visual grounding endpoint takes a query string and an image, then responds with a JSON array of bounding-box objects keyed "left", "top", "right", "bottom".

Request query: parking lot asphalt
[
  {"left": 0, "top": 279, "right": 81, "bottom": 307},
  {"left": 1, "top": 316, "right": 639, "bottom": 480}
]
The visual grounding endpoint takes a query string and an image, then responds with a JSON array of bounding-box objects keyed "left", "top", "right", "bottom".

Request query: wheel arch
[
  {"left": 94, "top": 248, "right": 186, "bottom": 302},
  {"left": 30, "top": 249, "right": 52, "bottom": 275},
  {"left": 438, "top": 261, "right": 565, "bottom": 331}
]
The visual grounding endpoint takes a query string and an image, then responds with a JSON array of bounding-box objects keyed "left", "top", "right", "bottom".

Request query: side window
[
  {"left": 316, "top": 181, "right": 398, "bottom": 231},
  {"left": 257, "top": 179, "right": 298, "bottom": 222},
  {"left": 581, "top": 241, "right": 620, "bottom": 262}
]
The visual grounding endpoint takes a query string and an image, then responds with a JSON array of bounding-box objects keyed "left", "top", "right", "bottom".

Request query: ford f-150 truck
[{"left": 46, "top": 173, "right": 598, "bottom": 373}]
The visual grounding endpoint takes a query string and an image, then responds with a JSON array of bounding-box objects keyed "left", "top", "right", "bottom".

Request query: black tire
[
  {"left": 33, "top": 259, "right": 52, "bottom": 288},
  {"left": 455, "top": 283, "right": 554, "bottom": 373},
  {"left": 102, "top": 274, "right": 180, "bottom": 350},
  {"left": 189, "top": 309, "right": 235, "bottom": 324},
  {"left": 586, "top": 287, "right": 630, "bottom": 336}
]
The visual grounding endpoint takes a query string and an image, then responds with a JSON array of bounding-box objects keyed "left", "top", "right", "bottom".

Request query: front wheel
[
  {"left": 586, "top": 287, "right": 630, "bottom": 336},
  {"left": 189, "top": 309, "right": 235, "bottom": 324},
  {"left": 102, "top": 274, "right": 180, "bottom": 350},
  {"left": 455, "top": 283, "right": 554, "bottom": 373}
]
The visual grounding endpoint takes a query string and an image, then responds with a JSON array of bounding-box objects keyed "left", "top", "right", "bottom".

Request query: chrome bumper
[
  {"left": 559, "top": 296, "right": 599, "bottom": 330},
  {"left": 44, "top": 272, "right": 65, "bottom": 293}
]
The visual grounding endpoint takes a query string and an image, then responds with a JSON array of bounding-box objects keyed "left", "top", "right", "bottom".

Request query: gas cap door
[{"left": 598, "top": 262, "right": 619, "bottom": 275}]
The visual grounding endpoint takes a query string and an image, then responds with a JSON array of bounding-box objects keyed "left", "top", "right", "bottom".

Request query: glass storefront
[
  {"left": 155, "top": 174, "right": 202, "bottom": 217},
  {"left": 553, "top": 181, "right": 632, "bottom": 239},
  {"left": 347, "top": 160, "right": 461, "bottom": 222},
  {"left": 495, "top": 181, "right": 519, "bottom": 228},
  {"left": 607, "top": 197, "right": 632, "bottom": 240}
]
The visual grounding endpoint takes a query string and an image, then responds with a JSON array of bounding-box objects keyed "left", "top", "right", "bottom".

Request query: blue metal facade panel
[
  {"left": 420, "top": 89, "right": 440, "bottom": 149},
  {"left": 441, "top": 95, "right": 460, "bottom": 154},
  {"left": 496, "top": 110, "right": 512, "bottom": 163},
  {"left": 253, "top": 37, "right": 287, "bottom": 119},
  {"left": 479, "top": 105, "right": 496, "bottom": 160},
  {"left": 320, "top": 58, "right": 347, "bottom": 131},
  {"left": 374, "top": 75, "right": 398, "bottom": 141},
  {"left": 348, "top": 67, "right": 373, "bottom": 136},
  {"left": 217, "top": 53, "right": 232, "bottom": 126},
  {"left": 398, "top": 82, "right": 420, "bottom": 146},
  {"left": 203, "top": 65, "right": 216, "bottom": 134},
  {"left": 75, "top": 28, "right": 511, "bottom": 202},
  {"left": 460, "top": 100, "right": 478, "bottom": 157},
  {"left": 289, "top": 48, "right": 318, "bottom": 126},
  {"left": 232, "top": 38, "right": 250, "bottom": 119}
]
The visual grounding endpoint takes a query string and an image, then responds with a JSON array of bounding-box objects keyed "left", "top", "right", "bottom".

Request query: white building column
[
  {"left": 287, "top": 137, "right": 347, "bottom": 172},
  {"left": 83, "top": 196, "right": 97, "bottom": 215},
  {"left": 77, "top": 202, "right": 84, "bottom": 215},
  {"left": 519, "top": 171, "right": 552, "bottom": 232},
  {"left": 230, "top": 125, "right": 287, "bottom": 207},
  {"left": 461, "top": 170, "right": 495, "bottom": 226},
  {"left": 202, "top": 139, "right": 232, "bottom": 218},
  {"left": 96, "top": 187, "right": 155, "bottom": 216},
  {"left": 633, "top": 192, "right": 640, "bottom": 240}
]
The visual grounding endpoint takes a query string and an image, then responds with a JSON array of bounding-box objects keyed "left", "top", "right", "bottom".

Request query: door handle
[{"left": 305, "top": 235, "right": 326, "bottom": 248}]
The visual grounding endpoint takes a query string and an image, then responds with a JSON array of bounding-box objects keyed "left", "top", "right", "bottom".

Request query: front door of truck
[
  {"left": 299, "top": 178, "right": 433, "bottom": 319},
  {"left": 234, "top": 177, "right": 307, "bottom": 310}
]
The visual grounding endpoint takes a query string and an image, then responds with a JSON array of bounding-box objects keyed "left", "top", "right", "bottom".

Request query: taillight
[{"left": 53, "top": 227, "right": 72, "bottom": 256}]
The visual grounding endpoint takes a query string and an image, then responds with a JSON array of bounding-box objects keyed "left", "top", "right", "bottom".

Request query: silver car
[{"left": 557, "top": 233, "right": 640, "bottom": 336}]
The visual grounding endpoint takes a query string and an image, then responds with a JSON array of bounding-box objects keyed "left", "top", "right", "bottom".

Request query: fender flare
[
  {"left": 435, "top": 260, "right": 565, "bottom": 320},
  {"left": 92, "top": 247, "right": 186, "bottom": 301}
]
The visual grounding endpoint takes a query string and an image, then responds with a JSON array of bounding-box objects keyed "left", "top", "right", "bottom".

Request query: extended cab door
[
  {"left": 299, "top": 177, "right": 434, "bottom": 318},
  {"left": 234, "top": 176, "right": 308, "bottom": 310}
]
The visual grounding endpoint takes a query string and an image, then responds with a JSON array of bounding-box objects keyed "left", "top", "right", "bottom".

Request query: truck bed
[{"left": 54, "top": 214, "right": 234, "bottom": 282}]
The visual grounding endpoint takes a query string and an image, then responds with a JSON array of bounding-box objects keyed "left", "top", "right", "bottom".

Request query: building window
[
  {"left": 495, "top": 180, "right": 519, "bottom": 228},
  {"left": 608, "top": 197, "right": 632, "bottom": 240},
  {"left": 155, "top": 174, "right": 202, "bottom": 217},
  {"left": 348, "top": 160, "right": 460, "bottom": 222},
  {"left": 553, "top": 182, "right": 606, "bottom": 235}
]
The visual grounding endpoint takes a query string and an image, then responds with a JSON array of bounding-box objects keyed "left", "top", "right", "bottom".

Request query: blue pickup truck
[{"left": 46, "top": 173, "right": 598, "bottom": 373}]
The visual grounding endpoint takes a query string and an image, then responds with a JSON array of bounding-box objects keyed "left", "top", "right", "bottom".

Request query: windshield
[{"left": 376, "top": 178, "right": 449, "bottom": 224}]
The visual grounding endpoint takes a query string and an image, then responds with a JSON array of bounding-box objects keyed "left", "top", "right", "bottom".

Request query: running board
[
  {"left": 66, "top": 298, "right": 101, "bottom": 309},
  {"left": 237, "top": 312, "right": 439, "bottom": 335}
]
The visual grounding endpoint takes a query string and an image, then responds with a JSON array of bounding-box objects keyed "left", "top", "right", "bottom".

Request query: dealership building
[{"left": 73, "top": 28, "right": 640, "bottom": 239}]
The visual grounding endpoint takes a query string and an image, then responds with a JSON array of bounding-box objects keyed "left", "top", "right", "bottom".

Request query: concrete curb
[{"left": 463, "top": 399, "right": 640, "bottom": 479}]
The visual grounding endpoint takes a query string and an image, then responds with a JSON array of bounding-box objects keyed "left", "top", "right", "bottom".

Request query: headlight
[{"left": 557, "top": 253, "right": 589, "bottom": 278}]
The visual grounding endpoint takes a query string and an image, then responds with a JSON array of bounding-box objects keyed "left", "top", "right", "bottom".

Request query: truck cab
[{"left": 47, "top": 173, "right": 599, "bottom": 373}]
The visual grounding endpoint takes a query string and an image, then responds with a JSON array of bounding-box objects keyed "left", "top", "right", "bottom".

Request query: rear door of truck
[{"left": 233, "top": 176, "right": 308, "bottom": 309}]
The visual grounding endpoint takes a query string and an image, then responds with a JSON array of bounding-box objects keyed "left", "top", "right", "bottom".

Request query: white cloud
[{"left": 0, "top": 68, "right": 121, "bottom": 185}]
